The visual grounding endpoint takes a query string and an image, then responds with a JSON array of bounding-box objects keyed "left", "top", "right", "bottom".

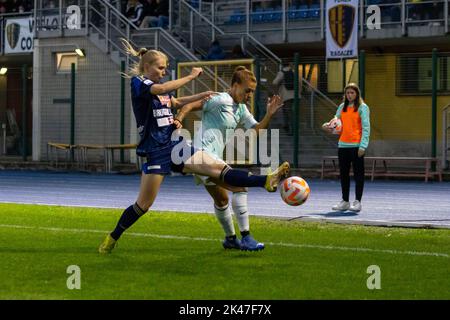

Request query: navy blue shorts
[{"left": 142, "top": 140, "right": 198, "bottom": 175}]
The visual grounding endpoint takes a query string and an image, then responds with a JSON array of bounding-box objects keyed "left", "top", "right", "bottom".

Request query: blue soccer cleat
[
  {"left": 222, "top": 236, "right": 241, "bottom": 249},
  {"left": 240, "top": 235, "right": 265, "bottom": 251}
]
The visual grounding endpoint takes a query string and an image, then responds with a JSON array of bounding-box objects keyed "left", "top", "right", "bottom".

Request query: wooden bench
[
  {"left": 321, "top": 156, "right": 443, "bottom": 182},
  {"left": 104, "top": 144, "right": 139, "bottom": 173},
  {"left": 75, "top": 143, "right": 142, "bottom": 172},
  {"left": 75, "top": 144, "right": 106, "bottom": 170},
  {"left": 48, "top": 142, "right": 143, "bottom": 172},
  {"left": 47, "top": 142, "right": 73, "bottom": 168}
]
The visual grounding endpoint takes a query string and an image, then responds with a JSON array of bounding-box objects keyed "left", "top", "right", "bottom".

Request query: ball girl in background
[{"left": 323, "top": 83, "right": 370, "bottom": 212}]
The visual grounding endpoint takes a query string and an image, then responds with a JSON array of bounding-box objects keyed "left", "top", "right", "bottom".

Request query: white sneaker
[
  {"left": 349, "top": 200, "right": 362, "bottom": 212},
  {"left": 332, "top": 200, "right": 350, "bottom": 211}
]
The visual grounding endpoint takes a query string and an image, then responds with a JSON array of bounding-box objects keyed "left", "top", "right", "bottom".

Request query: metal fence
[
  {"left": 192, "top": 0, "right": 449, "bottom": 36},
  {"left": 245, "top": 50, "right": 448, "bottom": 166}
]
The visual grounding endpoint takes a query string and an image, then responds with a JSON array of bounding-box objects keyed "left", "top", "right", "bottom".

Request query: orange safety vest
[{"left": 339, "top": 106, "right": 362, "bottom": 144}]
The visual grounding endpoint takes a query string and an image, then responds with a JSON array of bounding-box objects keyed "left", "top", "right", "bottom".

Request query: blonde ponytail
[{"left": 120, "top": 38, "right": 169, "bottom": 78}]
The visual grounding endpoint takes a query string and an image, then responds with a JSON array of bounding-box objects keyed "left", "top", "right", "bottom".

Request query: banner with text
[
  {"left": 4, "top": 8, "right": 82, "bottom": 54},
  {"left": 326, "top": 0, "right": 359, "bottom": 59},
  {"left": 4, "top": 17, "right": 34, "bottom": 54}
]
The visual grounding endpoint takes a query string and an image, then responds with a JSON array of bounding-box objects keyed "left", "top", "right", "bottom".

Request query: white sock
[
  {"left": 232, "top": 191, "right": 250, "bottom": 233},
  {"left": 214, "top": 204, "right": 235, "bottom": 237}
]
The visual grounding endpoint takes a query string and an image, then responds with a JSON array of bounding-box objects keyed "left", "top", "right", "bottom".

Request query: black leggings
[{"left": 338, "top": 147, "right": 365, "bottom": 202}]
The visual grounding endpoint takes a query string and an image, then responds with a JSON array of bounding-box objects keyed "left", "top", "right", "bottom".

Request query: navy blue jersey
[{"left": 130, "top": 76, "right": 178, "bottom": 155}]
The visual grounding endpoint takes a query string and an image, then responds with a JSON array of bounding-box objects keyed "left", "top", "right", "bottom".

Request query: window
[
  {"left": 397, "top": 55, "right": 450, "bottom": 95},
  {"left": 299, "top": 64, "right": 319, "bottom": 90},
  {"left": 327, "top": 59, "right": 359, "bottom": 93},
  {"left": 346, "top": 59, "right": 359, "bottom": 85},
  {"left": 55, "top": 52, "right": 78, "bottom": 74}
]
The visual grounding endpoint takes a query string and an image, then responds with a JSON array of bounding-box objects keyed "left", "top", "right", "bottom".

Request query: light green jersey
[{"left": 193, "top": 92, "right": 257, "bottom": 158}]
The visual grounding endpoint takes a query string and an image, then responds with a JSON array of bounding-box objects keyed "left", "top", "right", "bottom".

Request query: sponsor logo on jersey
[
  {"left": 153, "top": 108, "right": 173, "bottom": 117},
  {"left": 157, "top": 95, "right": 171, "bottom": 107}
]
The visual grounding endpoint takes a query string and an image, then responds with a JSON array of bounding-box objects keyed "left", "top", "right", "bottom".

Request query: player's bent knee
[{"left": 214, "top": 197, "right": 229, "bottom": 208}]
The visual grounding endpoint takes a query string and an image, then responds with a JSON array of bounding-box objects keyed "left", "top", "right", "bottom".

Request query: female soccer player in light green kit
[{"left": 175, "top": 66, "right": 285, "bottom": 251}]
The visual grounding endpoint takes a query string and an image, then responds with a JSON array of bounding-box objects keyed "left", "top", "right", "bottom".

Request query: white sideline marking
[
  {"left": 1, "top": 200, "right": 449, "bottom": 230},
  {"left": 0, "top": 223, "right": 448, "bottom": 258}
]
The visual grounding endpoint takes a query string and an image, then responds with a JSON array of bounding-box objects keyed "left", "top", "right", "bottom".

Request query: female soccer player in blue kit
[{"left": 99, "top": 41, "right": 289, "bottom": 253}]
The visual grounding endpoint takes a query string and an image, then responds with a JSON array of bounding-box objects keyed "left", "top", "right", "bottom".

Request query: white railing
[
  {"left": 300, "top": 78, "right": 340, "bottom": 147},
  {"left": 209, "top": 0, "right": 449, "bottom": 38},
  {"left": 96, "top": 0, "right": 228, "bottom": 95},
  {"left": 177, "top": 0, "right": 282, "bottom": 94},
  {"left": 33, "top": 0, "right": 90, "bottom": 36},
  {"left": 32, "top": 0, "right": 222, "bottom": 95},
  {"left": 32, "top": 0, "right": 198, "bottom": 65},
  {"left": 179, "top": 0, "right": 281, "bottom": 65},
  {"left": 91, "top": 0, "right": 198, "bottom": 63}
]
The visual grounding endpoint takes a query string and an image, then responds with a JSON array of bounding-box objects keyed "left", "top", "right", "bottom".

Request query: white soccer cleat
[
  {"left": 349, "top": 200, "right": 362, "bottom": 212},
  {"left": 332, "top": 200, "right": 350, "bottom": 211}
]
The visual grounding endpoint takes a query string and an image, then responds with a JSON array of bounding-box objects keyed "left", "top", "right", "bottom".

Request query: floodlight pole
[
  {"left": 120, "top": 60, "right": 125, "bottom": 163},
  {"left": 70, "top": 63, "right": 76, "bottom": 162},
  {"left": 22, "top": 65, "right": 27, "bottom": 161},
  {"left": 431, "top": 48, "right": 438, "bottom": 167}
]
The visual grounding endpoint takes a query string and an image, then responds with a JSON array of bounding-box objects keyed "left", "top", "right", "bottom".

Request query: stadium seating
[
  {"left": 224, "top": 3, "right": 321, "bottom": 25},
  {"left": 188, "top": 0, "right": 200, "bottom": 9},
  {"left": 226, "top": 10, "right": 245, "bottom": 25},
  {"left": 268, "top": 6, "right": 282, "bottom": 22},
  {"left": 288, "top": 5, "right": 300, "bottom": 20},
  {"left": 298, "top": 5, "right": 309, "bottom": 19},
  {"left": 252, "top": 7, "right": 265, "bottom": 24},
  {"left": 287, "top": 4, "right": 321, "bottom": 21},
  {"left": 309, "top": 4, "right": 320, "bottom": 19}
]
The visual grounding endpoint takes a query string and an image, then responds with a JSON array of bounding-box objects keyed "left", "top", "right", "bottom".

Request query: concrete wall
[
  {"left": 33, "top": 36, "right": 133, "bottom": 162},
  {"left": 365, "top": 54, "right": 449, "bottom": 157}
]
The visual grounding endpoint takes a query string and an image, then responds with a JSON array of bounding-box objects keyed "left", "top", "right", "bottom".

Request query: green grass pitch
[{"left": 0, "top": 203, "right": 449, "bottom": 300}]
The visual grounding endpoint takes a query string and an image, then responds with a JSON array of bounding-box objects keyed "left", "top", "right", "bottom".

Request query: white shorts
[{"left": 193, "top": 151, "right": 226, "bottom": 186}]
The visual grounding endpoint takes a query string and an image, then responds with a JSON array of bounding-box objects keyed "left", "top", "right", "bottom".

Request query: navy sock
[
  {"left": 220, "top": 167, "right": 266, "bottom": 188},
  {"left": 110, "top": 203, "right": 146, "bottom": 240},
  {"left": 240, "top": 230, "right": 250, "bottom": 238},
  {"left": 226, "top": 234, "right": 237, "bottom": 241}
]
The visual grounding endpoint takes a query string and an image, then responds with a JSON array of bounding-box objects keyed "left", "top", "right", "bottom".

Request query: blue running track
[{"left": 0, "top": 170, "right": 449, "bottom": 228}]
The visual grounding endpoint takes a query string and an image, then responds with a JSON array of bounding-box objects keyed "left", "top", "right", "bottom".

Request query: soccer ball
[
  {"left": 280, "top": 176, "right": 310, "bottom": 206},
  {"left": 328, "top": 118, "right": 342, "bottom": 135}
]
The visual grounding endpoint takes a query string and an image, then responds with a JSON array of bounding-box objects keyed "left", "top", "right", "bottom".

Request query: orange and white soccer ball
[
  {"left": 280, "top": 176, "right": 310, "bottom": 206},
  {"left": 328, "top": 118, "right": 342, "bottom": 135}
]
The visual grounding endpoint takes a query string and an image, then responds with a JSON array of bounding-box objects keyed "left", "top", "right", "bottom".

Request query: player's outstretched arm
[
  {"left": 150, "top": 67, "right": 203, "bottom": 95},
  {"left": 170, "top": 91, "right": 216, "bottom": 109},
  {"left": 254, "top": 95, "right": 283, "bottom": 132},
  {"left": 174, "top": 99, "right": 205, "bottom": 123}
]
